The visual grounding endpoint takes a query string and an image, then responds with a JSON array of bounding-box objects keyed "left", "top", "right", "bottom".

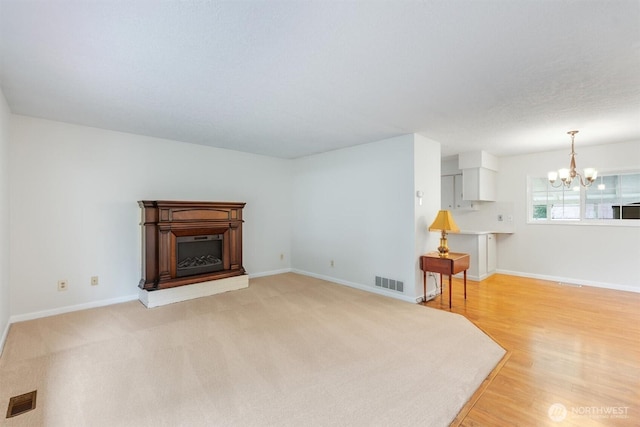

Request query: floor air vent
[
  {"left": 6, "top": 390, "right": 37, "bottom": 418},
  {"left": 557, "top": 282, "right": 583, "bottom": 288},
  {"left": 375, "top": 276, "right": 403, "bottom": 293}
]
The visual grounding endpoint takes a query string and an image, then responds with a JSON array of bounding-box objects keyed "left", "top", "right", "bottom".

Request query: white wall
[
  {"left": 291, "top": 134, "right": 440, "bottom": 301},
  {"left": 9, "top": 116, "right": 293, "bottom": 318},
  {"left": 497, "top": 140, "right": 640, "bottom": 291},
  {"left": 413, "top": 134, "right": 441, "bottom": 297},
  {"left": 441, "top": 155, "right": 460, "bottom": 176},
  {"left": 10, "top": 110, "right": 635, "bottom": 325},
  {"left": 0, "top": 89, "right": 10, "bottom": 353}
]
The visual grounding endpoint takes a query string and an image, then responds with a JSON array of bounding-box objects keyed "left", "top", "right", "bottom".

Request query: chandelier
[{"left": 548, "top": 130, "right": 597, "bottom": 188}]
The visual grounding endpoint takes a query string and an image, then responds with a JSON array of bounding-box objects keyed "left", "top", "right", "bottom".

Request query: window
[
  {"left": 586, "top": 173, "right": 640, "bottom": 219},
  {"left": 529, "top": 172, "right": 640, "bottom": 222}
]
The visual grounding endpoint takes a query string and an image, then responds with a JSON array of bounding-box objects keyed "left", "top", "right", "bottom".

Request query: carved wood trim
[{"left": 139, "top": 201, "right": 245, "bottom": 291}]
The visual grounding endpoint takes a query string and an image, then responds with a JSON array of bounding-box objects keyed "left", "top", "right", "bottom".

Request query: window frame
[{"left": 527, "top": 170, "right": 640, "bottom": 227}]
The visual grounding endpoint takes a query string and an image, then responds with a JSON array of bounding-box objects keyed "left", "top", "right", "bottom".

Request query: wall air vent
[{"left": 375, "top": 276, "right": 404, "bottom": 293}]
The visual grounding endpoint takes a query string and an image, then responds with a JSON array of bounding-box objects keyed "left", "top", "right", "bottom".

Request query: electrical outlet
[
  {"left": 91, "top": 276, "right": 99, "bottom": 286},
  {"left": 330, "top": 260, "right": 334, "bottom": 267},
  {"left": 280, "top": 253, "right": 284, "bottom": 260},
  {"left": 57, "top": 280, "right": 68, "bottom": 291}
]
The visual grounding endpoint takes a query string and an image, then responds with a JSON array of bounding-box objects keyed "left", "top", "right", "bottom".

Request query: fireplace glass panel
[{"left": 176, "top": 234, "right": 223, "bottom": 277}]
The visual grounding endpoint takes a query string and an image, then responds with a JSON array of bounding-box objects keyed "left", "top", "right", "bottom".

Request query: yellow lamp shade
[
  {"left": 428, "top": 210, "right": 460, "bottom": 257},
  {"left": 428, "top": 210, "right": 460, "bottom": 232}
]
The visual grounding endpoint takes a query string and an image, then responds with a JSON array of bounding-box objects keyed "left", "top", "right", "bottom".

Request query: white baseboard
[
  {"left": 0, "top": 319, "right": 10, "bottom": 358},
  {"left": 9, "top": 294, "right": 139, "bottom": 324},
  {"left": 496, "top": 269, "right": 640, "bottom": 293},
  {"left": 292, "top": 269, "right": 420, "bottom": 303},
  {"left": 4, "top": 269, "right": 291, "bottom": 326},
  {"left": 139, "top": 274, "right": 249, "bottom": 308},
  {"left": 452, "top": 272, "right": 486, "bottom": 282},
  {"left": 248, "top": 268, "right": 293, "bottom": 279}
]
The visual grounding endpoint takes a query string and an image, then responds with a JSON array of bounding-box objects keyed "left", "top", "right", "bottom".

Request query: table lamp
[{"left": 428, "top": 210, "right": 460, "bottom": 257}]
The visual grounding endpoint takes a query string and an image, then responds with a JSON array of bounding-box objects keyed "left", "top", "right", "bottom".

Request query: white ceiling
[{"left": 1, "top": 1, "right": 639, "bottom": 159}]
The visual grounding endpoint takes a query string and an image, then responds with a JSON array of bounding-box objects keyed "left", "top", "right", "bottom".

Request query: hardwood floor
[{"left": 423, "top": 273, "right": 640, "bottom": 427}]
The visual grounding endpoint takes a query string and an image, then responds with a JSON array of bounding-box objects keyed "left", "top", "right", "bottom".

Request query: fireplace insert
[{"left": 176, "top": 234, "right": 224, "bottom": 277}]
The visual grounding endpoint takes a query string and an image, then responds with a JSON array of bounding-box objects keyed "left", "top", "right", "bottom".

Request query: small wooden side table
[{"left": 420, "top": 252, "right": 470, "bottom": 308}]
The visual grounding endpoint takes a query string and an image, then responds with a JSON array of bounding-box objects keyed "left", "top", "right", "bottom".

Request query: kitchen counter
[
  {"left": 456, "top": 230, "right": 514, "bottom": 235},
  {"left": 446, "top": 232, "right": 507, "bottom": 280}
]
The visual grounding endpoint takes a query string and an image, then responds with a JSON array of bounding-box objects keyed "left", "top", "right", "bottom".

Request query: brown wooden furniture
[
  {"left": 420, "top": 251, "right": 469, "bottom": 308},
  {"left": 139, "top": 200, "right": 245, "bottom": 291}
]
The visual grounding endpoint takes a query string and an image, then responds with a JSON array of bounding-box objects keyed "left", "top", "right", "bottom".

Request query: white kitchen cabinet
[
  {"left": 462, "top": 167, "right": 497, "bottom": 201},
  {"left": 458, "top": 151, "right": 498, "bottom": 202},
  {"left": 487, "top": 233, "right": 497, "bottom": 274},
  {"left": 441, "top": 174, "right": 474, "bottom": 210},
  {"left": 447, "top": 233, "right": 497, "bottom": 280},
  {"left": 441, "top": 175, "right": 454, "bottom": 209}
]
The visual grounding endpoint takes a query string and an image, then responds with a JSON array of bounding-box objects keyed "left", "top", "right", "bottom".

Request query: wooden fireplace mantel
[{"left": 139, "top": 200, "right": 246, "bottom": 291}]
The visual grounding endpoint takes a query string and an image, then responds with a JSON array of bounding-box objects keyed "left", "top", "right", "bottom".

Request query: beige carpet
[{"left": 0, "top": 273, "right": 505, "bottom": 426}]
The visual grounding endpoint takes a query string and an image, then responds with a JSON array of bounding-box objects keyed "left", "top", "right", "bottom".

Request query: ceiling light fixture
[{"left": 548, "top": 130, "right": 597, "bottom": 188}]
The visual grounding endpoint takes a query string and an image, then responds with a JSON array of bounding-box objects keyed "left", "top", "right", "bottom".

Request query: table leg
[
  {"left": 423, "top": 270, "right": 426, "bottom": 303},
  {"left": 439, "top": 273, "right": 443, "bottom": 299},
  {"left": 449, "top": 274, "right": 452, "bottom": 309},
  {"left": 464, "top": 270, "right": 467, "bottom": 300}
]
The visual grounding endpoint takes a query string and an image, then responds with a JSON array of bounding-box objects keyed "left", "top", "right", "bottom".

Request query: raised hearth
[{"left": 139, "top": 200, "right": 246, "bottom": 291}]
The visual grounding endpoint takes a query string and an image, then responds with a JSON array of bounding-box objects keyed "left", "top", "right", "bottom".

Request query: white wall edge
[
  {"left": 9, "top": 294, "right": 139, "bottom": 324},
  {"left": 0, "top": 321, "right": 10, "bottom": 358},
  {"left": 496, "top": 269, "right": 640, "bottom": 294},
  {"left": 248, "top": 268, "right": 293, "bottom": 279},
  {"left": 292, "top": 269, "right": 421, "bottom": 304}
]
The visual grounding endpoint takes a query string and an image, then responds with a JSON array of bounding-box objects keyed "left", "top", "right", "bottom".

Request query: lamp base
[{"left": 437, "top": 233, "right": 450, "bottom": 257}]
